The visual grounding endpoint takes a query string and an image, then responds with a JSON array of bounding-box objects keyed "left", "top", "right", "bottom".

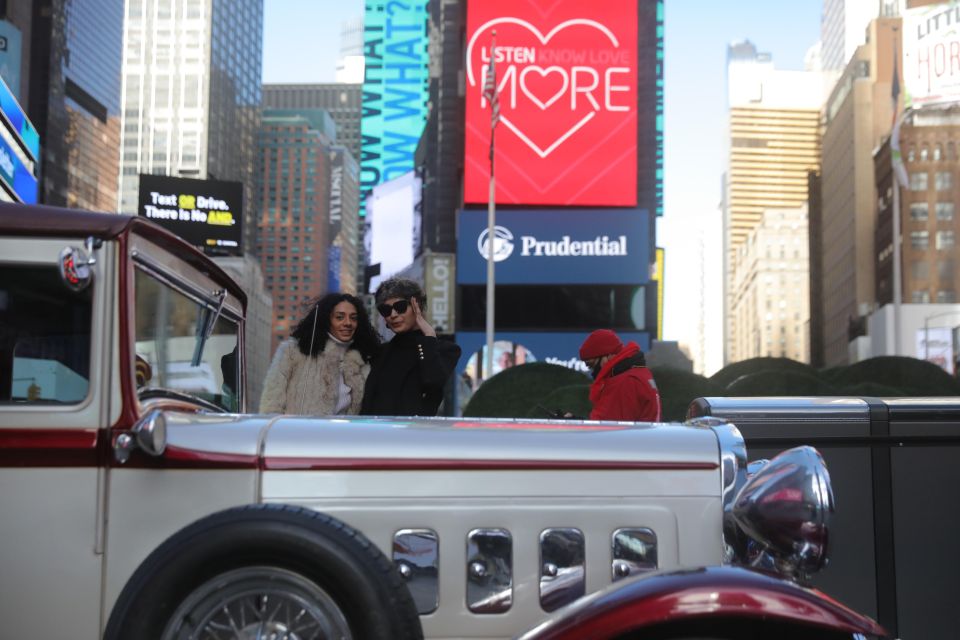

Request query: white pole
[
  {"left": 485, "top": 127, "right": 496, "bottom": 381},
  {"left": 892, "top": 168, "right": 902, "bottom": 356},
  {"left": 484, "top": 31, "right": 497, "bottom": 382}
]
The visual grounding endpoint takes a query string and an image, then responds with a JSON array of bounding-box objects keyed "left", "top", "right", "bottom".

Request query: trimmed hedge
[
  {"left": 463, "top": 362, "right": 589, "bottom": 418},
  {"left": 650, "top": 367, "right": 723, "bottom": 422},
  {"left": 710, "top": 357, "right": 822, "bottom": 391},
  {"left": 526, "top": 384, "right": 592, "bottom": 418},
  {"left": 725, "top": 370, "right": 836, "bottom": 396},
  {"left": 827, "top": 356, "right": 960, "bottom": 396}
]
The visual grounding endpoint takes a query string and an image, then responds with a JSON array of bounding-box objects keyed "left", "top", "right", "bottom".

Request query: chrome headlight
[{"left": 729, "top": 445, "right": 834, "bottom": 584}]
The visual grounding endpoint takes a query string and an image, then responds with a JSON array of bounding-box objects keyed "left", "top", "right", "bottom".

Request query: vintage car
[{"left": 0, "top": 203, "right": 886, "bottom": 639}]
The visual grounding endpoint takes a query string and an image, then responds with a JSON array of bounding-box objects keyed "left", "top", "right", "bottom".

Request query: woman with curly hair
[{"left": 260, "top": 293, "right": 379, "bottom": 415}]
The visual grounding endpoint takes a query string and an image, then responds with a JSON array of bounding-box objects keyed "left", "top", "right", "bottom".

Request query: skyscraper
[
  {"left": 262, "top": 84, "right": 361, "bottom": 164},
  {"left": 26, "top": 0, "right": 124, "bottom": 211},
  {"left": 257, "top": 109, "right": 335, "bottom": 353},
  {"left": 813, "top": 18, "right": 899, "bottom": 366},
  {"left": 723, "top": 41, "right": 825, "bottom": 363},
  {"left": 119, "top": 0, "right": 262, "bottom": 252}
]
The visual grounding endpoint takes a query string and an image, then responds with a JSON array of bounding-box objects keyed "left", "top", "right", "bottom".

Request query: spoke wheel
[{"left": 162, "top": 567, "right": 352, "bottom": 640}]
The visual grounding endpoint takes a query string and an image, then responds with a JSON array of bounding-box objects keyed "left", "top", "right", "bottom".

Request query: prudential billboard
[{"left": 457, "top": 208, "right": 649, "bottom": 284}]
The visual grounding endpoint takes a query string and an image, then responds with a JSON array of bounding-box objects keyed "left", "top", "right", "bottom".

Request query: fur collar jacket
[{"left": 259, "top": 338, "right": 370, "bottom": 415}]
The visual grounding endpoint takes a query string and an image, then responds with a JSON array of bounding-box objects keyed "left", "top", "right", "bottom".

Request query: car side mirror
[{"left": 114, "top": 409, "right": 168, "bottom": 463}]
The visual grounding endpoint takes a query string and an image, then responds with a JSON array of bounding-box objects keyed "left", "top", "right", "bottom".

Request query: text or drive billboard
[
  {"left": 365, "top": 171, "right": 422, "bottom": 292},
  {"left": 361, "top": 0, "right": 429, "bottom": 206},
  {"left": 457, "top": 208, "right": 649, "bottom": 284},
  {"left": 904, "top": 3, "right": 960, "bottom": 108},
  {"left": 137, "top": 175, "right": 243, "bottom": 255},
  {"left": 464, "top": 0, "right": 639, "bottom": 206}
]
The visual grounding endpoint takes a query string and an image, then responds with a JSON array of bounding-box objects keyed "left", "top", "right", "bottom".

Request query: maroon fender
[{"left": 518, "top": 566, "right": 887, "bottom": 640}]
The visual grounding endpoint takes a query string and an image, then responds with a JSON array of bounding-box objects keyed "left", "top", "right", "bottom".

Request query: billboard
[
  {"left": 916, "top": 326, "right": 955, "bottom": 374},
  {"left": 903, "top": 3, "right": 960, "bottom": 108},
  {"left": 464, "top": 0, "right": 638, "bottom": 206},
  {"left": 457, "top": 208, "right": 649, "bottom": 284},
  {"left": 0, "top": 73, "right": 37, "bottom": 204},
  {"left": 137, "top": 174, "right": 243, "bottom": 255},
  {"left": 0, "top": 21, "right": 22, "bottom": 101},
  {"left": 365, "top": 171, "right": 422, "bottom": 292},
  {"left": 360, "top": 0, "right": 429, "bottom": 206}
]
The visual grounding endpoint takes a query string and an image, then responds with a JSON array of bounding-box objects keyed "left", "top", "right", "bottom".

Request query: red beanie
[{"left": 579, "top": 329, "right": 623, "bottom": 360}]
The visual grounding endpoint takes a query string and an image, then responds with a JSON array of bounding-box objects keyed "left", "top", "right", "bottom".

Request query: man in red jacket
[{"left": 578, "top": 329, "right": 661, "bottom": 422}]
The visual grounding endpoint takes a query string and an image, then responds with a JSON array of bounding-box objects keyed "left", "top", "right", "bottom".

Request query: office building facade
[
  {"left": 724, "top": 41, "right": 824, "bottom": 363},
  {"left": 256, "top": 110, "right": 334, "bottom": 353},
  {"left": 731, "top": 206, "right": 810, "bottom": 362},
  {"left": 814, "top": 18, "right": 899, "bottom": 366},
  {"left": 26, "top": 0, "right": 123, "bottom": 211},
  {"left": 119, "top": 0, "right": 262, "bottom": 252},
  {"left": 263, "top": 84, "right": 361, "bottom": 169}
]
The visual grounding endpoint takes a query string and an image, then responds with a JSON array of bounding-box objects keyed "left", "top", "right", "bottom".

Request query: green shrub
[
  {"left": 725, "top": 370, "right": 836, "bottom": 397},
  {"left": 828, "top": 356, "right": 960, "bottom": 396},
  {"left": 526, "top": 384, "right": 591, "bottom": 418},
  {"left": 651, "top": 367, "right": 723, "bottom": 422},
  {"left": 711, "top": 357, "right": 821, "bottom": 391},
  {"left": 463, "top": 362, "right": 590, "bottom": 418}
]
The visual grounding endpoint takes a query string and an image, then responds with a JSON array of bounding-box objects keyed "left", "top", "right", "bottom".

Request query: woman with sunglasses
[
  {"left": 260, "top": 293, "right": 379, "bottom": 415},
  {"left": 361, "top": 277, "right": 461, "bottom": 416}
]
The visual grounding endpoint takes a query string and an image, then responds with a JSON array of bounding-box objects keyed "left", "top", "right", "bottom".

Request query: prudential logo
[{"left": 477, "top": 225, "right": 515, "bottom": 262}]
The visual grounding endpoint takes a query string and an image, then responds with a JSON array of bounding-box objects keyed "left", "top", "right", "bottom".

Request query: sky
[{"left": 263, "top": 0, "right": 822, "bottom": 372}]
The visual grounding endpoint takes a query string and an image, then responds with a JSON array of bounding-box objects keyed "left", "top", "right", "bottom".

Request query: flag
[
  {"left": 482, "top": 33, "right": 500, "bottom": 130},
  {"left": 891, "top": 43, "right": 901, "bottom": 126},
  {"left": 890, "top": 42, "right": 909, "bottom": 188}
]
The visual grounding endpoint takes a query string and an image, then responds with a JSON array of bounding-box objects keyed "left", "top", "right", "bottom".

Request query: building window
[
  {"left": 912, "top": 261, "right": 929, "bottom": 279},
  {"left": 912, "top": 231, "right": 929, "bottom": 249},
  {"left": 936, "top": 202, "right": 955, "bottom": 221},
  {"left": 937, "top": 290, "right": 956, "bottom": 303},
  {"left": 935, "top": 144, "right": 943, "bottom": 161},
  {"left": 938, "top": 260, "right": 954, "bottom": 280},
  {"left": 912, "top": 290, "right": 931, "bottom": 303},
  {"left": 908, "top": 147, "right": 916, "bottom": 162},
  {"left": 911, "top": 172, "right": 929, "bottom": 191},
  {"left": 935, "top": 171, "right": 952, "bottom": 190},
  {"left": 921, "top": 146, "right": 929, "bottom": 161},
  {"left": 910, "top": 203, "right": 929, "bottom": 221},
  {"left": 937, "top": 230, "right": 955, "bottom": 250}
]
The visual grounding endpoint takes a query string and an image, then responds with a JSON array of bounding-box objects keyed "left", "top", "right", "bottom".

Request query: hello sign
[{"left": 464, "top": 0, "right": 638, "bottom": 206}]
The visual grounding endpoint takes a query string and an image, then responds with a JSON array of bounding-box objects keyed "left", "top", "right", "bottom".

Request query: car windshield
[
  {"left": 0, "top": 264, "right": 92, "bottom": 404},
  {"left": 134, "top": 268, "right": 240, "bottom": 412}
]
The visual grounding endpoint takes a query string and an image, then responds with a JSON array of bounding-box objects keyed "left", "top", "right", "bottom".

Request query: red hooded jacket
[{"left": 588, "top": 342, "right": 661, "bottom": 422}]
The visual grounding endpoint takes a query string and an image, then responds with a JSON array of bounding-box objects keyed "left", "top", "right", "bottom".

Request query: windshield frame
[{"left": 128, "top": 234, "right": 244, "bottom": 414}]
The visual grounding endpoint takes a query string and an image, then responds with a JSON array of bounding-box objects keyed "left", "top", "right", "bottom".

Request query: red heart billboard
[{"left": 464, "top": 0, "right": 638, "bottom": 206}]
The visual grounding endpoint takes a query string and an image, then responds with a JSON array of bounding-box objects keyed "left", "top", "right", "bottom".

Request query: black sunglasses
[{"left": 377, "top": 299, "right": 410, "bottom": 318}]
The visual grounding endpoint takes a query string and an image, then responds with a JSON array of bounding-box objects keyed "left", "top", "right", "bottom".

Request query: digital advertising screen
[
  {"left": 361, "top": 0, "right": 430, "bottom": 206},
  {"left": 464, "top": 0, "right": 640, "bottom": 206},
  {"left": 137, "top": 174, "right": 244, "bottom": 255}
]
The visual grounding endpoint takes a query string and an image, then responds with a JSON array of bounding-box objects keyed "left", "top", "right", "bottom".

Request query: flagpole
[{"left": 484, "top": 31, "right": 497, "bottom": 382}]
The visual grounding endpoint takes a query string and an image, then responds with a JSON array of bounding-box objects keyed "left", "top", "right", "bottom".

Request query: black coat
[{"left": 360, "top": 330, "right": 462, "bottom": 416}]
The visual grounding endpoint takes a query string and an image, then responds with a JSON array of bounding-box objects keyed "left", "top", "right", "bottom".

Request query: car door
[{"left": 0, "top": 235, "right": 117, "bottom": 638}]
